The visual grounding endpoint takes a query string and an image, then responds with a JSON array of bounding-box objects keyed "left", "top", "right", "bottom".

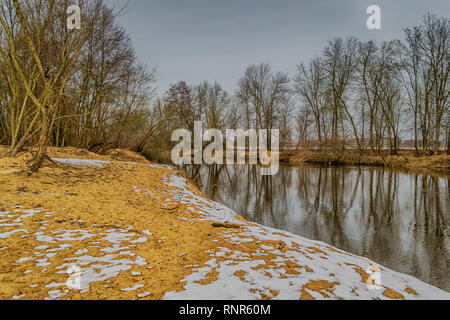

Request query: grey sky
[{"left": 107, "top": 0, "right": 449, "bottom": 95}]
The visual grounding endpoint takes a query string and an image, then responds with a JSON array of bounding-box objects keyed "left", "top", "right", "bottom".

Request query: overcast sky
[{"left": 107, "top": 0, "right": 450, "bottom": 95}]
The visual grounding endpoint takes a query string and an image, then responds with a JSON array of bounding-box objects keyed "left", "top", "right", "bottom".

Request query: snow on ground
[
  {"left": 158, "top": 171, "right": 450, "bottom": 300},
  {"left": 2, "top": 158, "right": 449, "bottom": 300},
  {"left": 165, "top": 173, "right": 237, "bottom": 222},
  {"left": 148, "top": 164, "right": 174, "bottom": 170},
  {"left": 1, "top": 207, "right": 150, "bottom": 299},
  {"left": 52, "top": 158, "right": 136, "bottom": 167}
]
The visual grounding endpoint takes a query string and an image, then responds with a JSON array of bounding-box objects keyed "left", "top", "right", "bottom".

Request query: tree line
[
  {"left": 295, "top": 14, "right": 449, "bottom": 155},
  {"left": 0, "top": 1, "right": 448, "bottom": 171},
  {"left": 0, "top": 0, "right": 155, "bottom": 170}
]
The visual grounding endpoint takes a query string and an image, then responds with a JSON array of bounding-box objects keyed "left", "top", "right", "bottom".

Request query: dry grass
[{"left": 289, "top": 150, "right": 450, "bottom": 173}]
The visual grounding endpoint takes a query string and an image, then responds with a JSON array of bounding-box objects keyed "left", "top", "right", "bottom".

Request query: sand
[{"left": 0, "top": 146, "right": 448, "bottom": 300}]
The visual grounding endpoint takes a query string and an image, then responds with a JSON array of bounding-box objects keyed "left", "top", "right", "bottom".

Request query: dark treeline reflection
[{"left": 181, "top": 164, "right": 450, "bottom": 292}]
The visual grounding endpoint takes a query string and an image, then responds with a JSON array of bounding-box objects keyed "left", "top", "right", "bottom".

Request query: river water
[{"left": 181, "top": 164, "right": 450, "bottom": 292}]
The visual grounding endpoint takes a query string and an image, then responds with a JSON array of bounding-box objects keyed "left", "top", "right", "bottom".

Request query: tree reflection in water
[{"left": 181, "top": 164, "right": 450, "bottom": 292}]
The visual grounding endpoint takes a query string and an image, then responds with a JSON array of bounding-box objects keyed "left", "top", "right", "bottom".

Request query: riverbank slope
[
  {"left": 0, "top": 146, "right": 449, "bottom": 300},
  {"left": 287, "top": 150, "right": 450, "bottom": 173}
]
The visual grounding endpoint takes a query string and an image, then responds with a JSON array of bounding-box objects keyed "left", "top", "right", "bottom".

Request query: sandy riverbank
[{"left": 0, "top": 147, "right": 448, "bottom": 300}]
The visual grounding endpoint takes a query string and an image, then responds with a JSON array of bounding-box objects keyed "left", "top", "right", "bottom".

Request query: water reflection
[{"left": 182, "top": 164, "right": 450, "bottom": 292}]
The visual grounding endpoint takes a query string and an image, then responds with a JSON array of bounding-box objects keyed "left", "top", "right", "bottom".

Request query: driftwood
[{"left": 211, "top": 222, "right": 240, "bottom": 229}]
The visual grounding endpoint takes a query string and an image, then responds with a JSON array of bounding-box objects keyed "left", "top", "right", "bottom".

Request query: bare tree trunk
[{"left": 30, "top": 110, "right": 51, "bottom": 172}]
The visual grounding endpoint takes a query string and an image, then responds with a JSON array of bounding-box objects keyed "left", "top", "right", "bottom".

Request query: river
[{"left": 181, "top": 163, "right": 450, "bottom": 292}]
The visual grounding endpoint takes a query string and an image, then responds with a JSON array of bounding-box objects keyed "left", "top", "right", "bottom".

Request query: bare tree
[
  {"left": 323, "top": 37, "right": 360, "bottom": 151},
  {"left": 294, "top": 57, "right": 328, "bottom": 148},
  {"left": 0, "top": 0, "right": 95, "bottom": 170},
  {"left": 403, "top": 14, "right": 449, "bottom": 154},
  {"left": 237, "top": 63, "right": 291, "bottom": 149}
]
